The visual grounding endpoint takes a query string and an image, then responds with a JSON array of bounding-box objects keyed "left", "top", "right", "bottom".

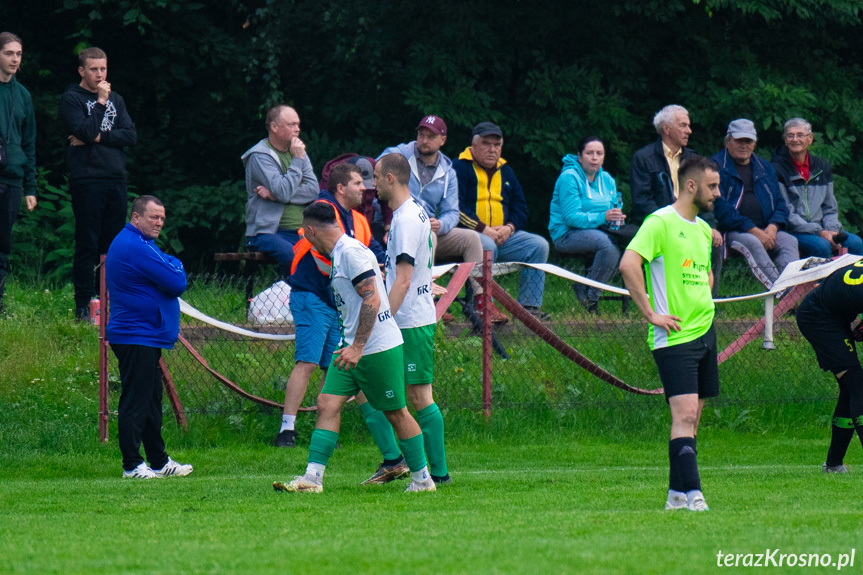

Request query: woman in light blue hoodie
[{"left": 549, "top": 136, "right": 626, "bottom": 312}]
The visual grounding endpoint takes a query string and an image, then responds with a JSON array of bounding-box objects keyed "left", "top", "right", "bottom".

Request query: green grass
[
  {"left": 2, "top": 277, "right": 860, "bottom": 573},
  {"left": 1, "top": 431, "right": 861, "bottom": 574}
]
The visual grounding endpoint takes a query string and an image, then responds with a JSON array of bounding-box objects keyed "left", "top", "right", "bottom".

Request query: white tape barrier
[
  {"left": 179, "top": 298, "right": 296, "bottom": 341},
  {"left": 476, "top": 255, "right": 863, "bottom": 304},
  {"left": 178, "top": 255, "right": 862, "bottom": 342}
]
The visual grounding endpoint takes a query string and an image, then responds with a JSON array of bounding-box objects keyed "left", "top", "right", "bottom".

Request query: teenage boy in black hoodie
[{"left": 60, "top": 47, "right": 137, "bottom": 321}]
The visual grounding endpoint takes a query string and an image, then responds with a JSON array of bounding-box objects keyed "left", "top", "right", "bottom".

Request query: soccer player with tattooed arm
[{"left": 273, "top": 201, "right": 435, "bottom": 494}]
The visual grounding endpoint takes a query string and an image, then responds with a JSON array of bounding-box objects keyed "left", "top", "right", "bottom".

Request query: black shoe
[
  {"left": 431, "top": 473, "right": 451, "bottom": 485},
  {"left": 361, "top": 456, "right": 410, "bottom": 485},
  {"left": 273, "top": 429, "right": 297, "bottom": 448},
  {"left": 524, "top": 306, "right": 550, "bottom": 321},
  {"left": 75, "top": 306, "right": 90, "bottom": 323},
  {"left": 586, "top": 300, "right": 599, "bottom": 315}
]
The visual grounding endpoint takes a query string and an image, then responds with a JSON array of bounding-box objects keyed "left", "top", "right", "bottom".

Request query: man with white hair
[
  {"left": 771, "top": 118, "right": 863, "bottom": 257},
  {"left": 630, "top": 105, "right": 723, "bottom": 294}
]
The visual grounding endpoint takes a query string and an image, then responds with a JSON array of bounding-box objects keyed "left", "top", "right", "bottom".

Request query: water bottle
[{"left": 609, "top": 192, "right": 623, "bottom": 230}]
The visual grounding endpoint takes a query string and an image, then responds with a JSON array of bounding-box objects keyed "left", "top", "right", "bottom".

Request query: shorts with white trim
[{"left": 651, "top": 325, "right": 719, "bottom": 400}]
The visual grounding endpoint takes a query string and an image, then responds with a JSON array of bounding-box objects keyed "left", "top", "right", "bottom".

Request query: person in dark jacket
[
  {"left": 106, "top": 195, "right": 192, "bottom": 479},
  {"left": 0, "top": 32, "right": 37, "bottom": 315},
  {"left": 453, "top": 122, "right": 549, "bottom": 319},
  {"left": 630, "top": 105, "right": 723, "bottom": 295},
  {"left": 712, "top": 119, "right": 798, "bottom": 289},
  {"left": 771, "top": 118, "right": 863, "bottom": 257},
  {"left": 60, "top": 47, "right": 137, "bottom": 321}
]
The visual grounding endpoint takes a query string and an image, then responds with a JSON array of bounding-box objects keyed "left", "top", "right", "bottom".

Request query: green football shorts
[
  {"left": 401, "top": 324, "right": 435, "bottom": 385},
  {"left": 322, "top": 345, "right": 406, "bottom": 411}
]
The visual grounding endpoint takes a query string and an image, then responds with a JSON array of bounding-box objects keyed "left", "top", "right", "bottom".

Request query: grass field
[
  {"left": 1, "top": 278, "right": 861, "bottom": 574},
  {"left": 2, "top": 429, "right": 861, "bottom": 574}
]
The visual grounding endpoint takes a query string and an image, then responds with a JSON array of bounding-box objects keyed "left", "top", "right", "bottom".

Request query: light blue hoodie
[
  {"left": 548, "top": 154, "right": 618, "bottom": 242},
  {"left": 378, "top": 141, "right": 459, "bottom": 235}
]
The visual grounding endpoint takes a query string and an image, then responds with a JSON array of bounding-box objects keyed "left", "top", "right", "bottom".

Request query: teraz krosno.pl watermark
[{"left": 716, "top": 549, "right": 855, "bottom": 570}]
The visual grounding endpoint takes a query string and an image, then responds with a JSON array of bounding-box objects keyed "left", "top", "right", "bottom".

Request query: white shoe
[
  {"left": 686, "top": 490, "right": 709, "bottom": 511},
  {"left": 273, "top": 475, "right": 323, "bottom": 493},
  {"left": 822, "top": 462, "right": 849, "bottom": 473},
  {"left": 664, "top": 489, "right": 687, "bottom": 510},
  {"left": 122, "top": 462, "right": 157, "bottom": 479},
  {"left": 152, "top": 457, "right": 193, "bottom": 478},
  {"left": 404, "top": 477, "right": 436, "bottom": 493}
]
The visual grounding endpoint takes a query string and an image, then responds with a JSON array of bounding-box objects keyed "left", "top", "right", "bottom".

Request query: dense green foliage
[{"left": 2, "top": 0, "right": 862, "bottom": 278}]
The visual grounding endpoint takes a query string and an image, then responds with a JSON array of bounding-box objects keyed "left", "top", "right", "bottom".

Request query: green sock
[
  {"left": 360, "top": 402, "right": 400, "bottom": 461},
  {"left": 397, "top": 433, "right": 428, "bottom": 473},
  {"left": 308, "top": 428, "right": 339, "bottom": 466},
  {"left": 417, "top": 403, "right": 448, "bottom": 477}
]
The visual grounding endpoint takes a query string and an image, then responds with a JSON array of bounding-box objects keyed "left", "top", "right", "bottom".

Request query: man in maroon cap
[{"left": 379, "top": 116, "right": 505, "bottom": 323}]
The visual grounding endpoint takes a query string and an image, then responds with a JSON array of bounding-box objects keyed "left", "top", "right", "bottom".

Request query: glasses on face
[{"left": 785, "top": 132, "right": 810, "bottom": 141}]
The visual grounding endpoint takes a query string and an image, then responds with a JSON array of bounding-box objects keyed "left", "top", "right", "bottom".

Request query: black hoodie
[{"left": 59, "top": 84, "right": 137, "bottom": 182}]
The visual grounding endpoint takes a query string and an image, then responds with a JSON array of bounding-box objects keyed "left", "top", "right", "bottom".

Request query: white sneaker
[
  {"left": 404, "top": 477, "right": 437, "bottom": 493},
  {"left": 273, "top": 475, "right": 323, "bottom": 493},
  {"left": 122, "top": 462, "right": 157, "bottom": 479},
  {"left": 664, "top": 489, "right": 687, "bottom": 510},
  {"left": 152, "top": 457, "right": 193, "bottom": 478},
  {"left": 686, "top": 490, "right": 709, "bottom": 511},
  {"left": 822, "top": 462, "right": 849, "bottom": 474}
]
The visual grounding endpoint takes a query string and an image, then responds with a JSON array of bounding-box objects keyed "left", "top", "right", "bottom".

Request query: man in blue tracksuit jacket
[{"left": 106, "top": 195, "right": 193, "bottom": 479}]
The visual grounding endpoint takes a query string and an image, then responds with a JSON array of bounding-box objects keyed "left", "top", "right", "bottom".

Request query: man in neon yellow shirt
[{"left": 620, "top": 156, "right": 721, "bottom": 512}]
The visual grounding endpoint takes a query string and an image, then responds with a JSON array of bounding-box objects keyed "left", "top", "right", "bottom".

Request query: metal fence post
[
  {"left": 98, "top": 254, "right": 109, "bottom": 442},
  {"left": 482, "top": 250, "right": 493, "bottom": 418}
]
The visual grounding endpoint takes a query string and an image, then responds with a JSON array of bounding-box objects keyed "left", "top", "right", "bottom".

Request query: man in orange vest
[{"left": 273, "top": 165, "right": 407, "bottom": 460}]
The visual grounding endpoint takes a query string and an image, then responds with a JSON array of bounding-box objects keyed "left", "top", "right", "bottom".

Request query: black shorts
[
  {"left": 797, "top": 301, "right": 859, "bottom": 374},
  {"left": 652, "top": 325, "right": 719, "bottom": 400}
]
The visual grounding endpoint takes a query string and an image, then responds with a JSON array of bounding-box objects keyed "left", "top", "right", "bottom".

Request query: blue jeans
[
  {"left": 793, "top": 232, "right": 863, "bottom": 258},
  {"left": 290, "top": 290, "right": 340, "bottom": 368},
  {"left": 246, "top": 229, "right": 300, "bottom": 279},
  {"left": 553, "top": 228, "right": 621, "bottom": 303},
  {"left": 478, "top": 230, "right": 549, "bottom": 308}
]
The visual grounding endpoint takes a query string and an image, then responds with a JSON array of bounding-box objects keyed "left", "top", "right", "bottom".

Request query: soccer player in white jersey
[
  {"left": 370, "top": 153, "right": 449, "bottom": 484},
  {"left": 273, "top": 202, "right": 435, "bottom": 493}
]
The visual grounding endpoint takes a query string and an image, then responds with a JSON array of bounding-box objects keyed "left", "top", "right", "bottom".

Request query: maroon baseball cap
[{"left": 416, "top": 115, "right": 447, "bottom": 136}]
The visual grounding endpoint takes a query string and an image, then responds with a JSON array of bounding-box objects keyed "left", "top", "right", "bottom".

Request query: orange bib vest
[{"left": 290, "top": 199, "right": 373, "bottom": 276}]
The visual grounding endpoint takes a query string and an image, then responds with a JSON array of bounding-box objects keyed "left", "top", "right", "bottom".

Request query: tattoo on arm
[{"left": 353, "top": 277, "right": 378, "bottom": 346}]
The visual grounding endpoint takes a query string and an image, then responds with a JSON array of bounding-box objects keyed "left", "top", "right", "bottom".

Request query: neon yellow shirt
[{"left": 627, "top": 206, "right": 714, "bottom": 350}]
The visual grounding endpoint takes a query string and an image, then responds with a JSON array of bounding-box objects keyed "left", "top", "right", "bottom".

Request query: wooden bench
[{"left": 214, "top": 251, "right": 278, "bottom": 309}]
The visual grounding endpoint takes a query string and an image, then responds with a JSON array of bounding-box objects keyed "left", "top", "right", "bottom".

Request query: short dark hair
[
  {"left": 131, "top": 195, "right": 163, "bottom": 216},
  {"left": 303, "top": 201, "right": 337, "bottom": 225},
  {"left": 78, "top": 47, "right": 107, "bottom": 67},
  {"left": 678, "top": 155, "right": 719, "bottom": 186},
  {"left": 577, "top": 136, "right": 604, "bottom": 155},
  {"left": 328, "top": 163, "right": 362, "bottom": 192},
  {"left": 265, "top": 104, "right": 288, "bottom": 131},
  {"left": 377, "top": 153, "right": 410, "bottom": 186},
  {"left": 0, "top": 32, "right": 22, "bottom": 50}
]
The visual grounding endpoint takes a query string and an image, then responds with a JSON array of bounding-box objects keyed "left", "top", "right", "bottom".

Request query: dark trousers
[
  {"left": 0, "top": 182, "right": 22, "bottom": 305},
  {"left": 112, "top": 343, "right": 169, "bottom": 471},
  {"left": 71, "top": 180, "right": 128, "bottom": 308}
]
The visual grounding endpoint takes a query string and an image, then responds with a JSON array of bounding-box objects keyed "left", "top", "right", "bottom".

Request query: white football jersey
[
  {"left": 330, "top": 234, "right": 403, "bottom": 354},
  {"left": 385, "top": 199, "right": 436, "bottom": 329}
]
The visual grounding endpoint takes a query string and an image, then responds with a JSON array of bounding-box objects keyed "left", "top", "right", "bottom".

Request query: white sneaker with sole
[
  {"left": 404, "top": 477, "right": 437, "bottom": 493},
  {"left": 273, "top": 475, "right": 323, "bottom": 493},
  {"left": 152, "top": 457, "right": 193, "bottom": 478},
  {"left": 822, "top": 462, "right": 849, "bottom": 474},
  {"left": 122, "top": 462, "right": 157, "bottom": 479},
  {"left": 686, "top": 489, "right": 709, "bottom": 511},
  {"left": 664, "top": 489, "right": 687, "bottom": 510}
]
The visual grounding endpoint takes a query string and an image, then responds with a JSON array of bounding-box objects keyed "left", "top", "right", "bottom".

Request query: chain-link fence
[{"left": 149, "top": 254, "right": 835, "bottom": 418}]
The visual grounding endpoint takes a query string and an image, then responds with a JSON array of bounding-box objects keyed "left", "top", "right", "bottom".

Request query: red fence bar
[
  {"left": 481, "top": 250, "right": 493, "bottom": 418},
  {"left": 98, "top": 254, "right": 109, "bottom": 442}
]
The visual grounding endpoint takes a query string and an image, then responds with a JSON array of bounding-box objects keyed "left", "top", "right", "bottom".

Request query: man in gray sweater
[{"left": 242, "top": 105, "right": 319, "bottom": 278}]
